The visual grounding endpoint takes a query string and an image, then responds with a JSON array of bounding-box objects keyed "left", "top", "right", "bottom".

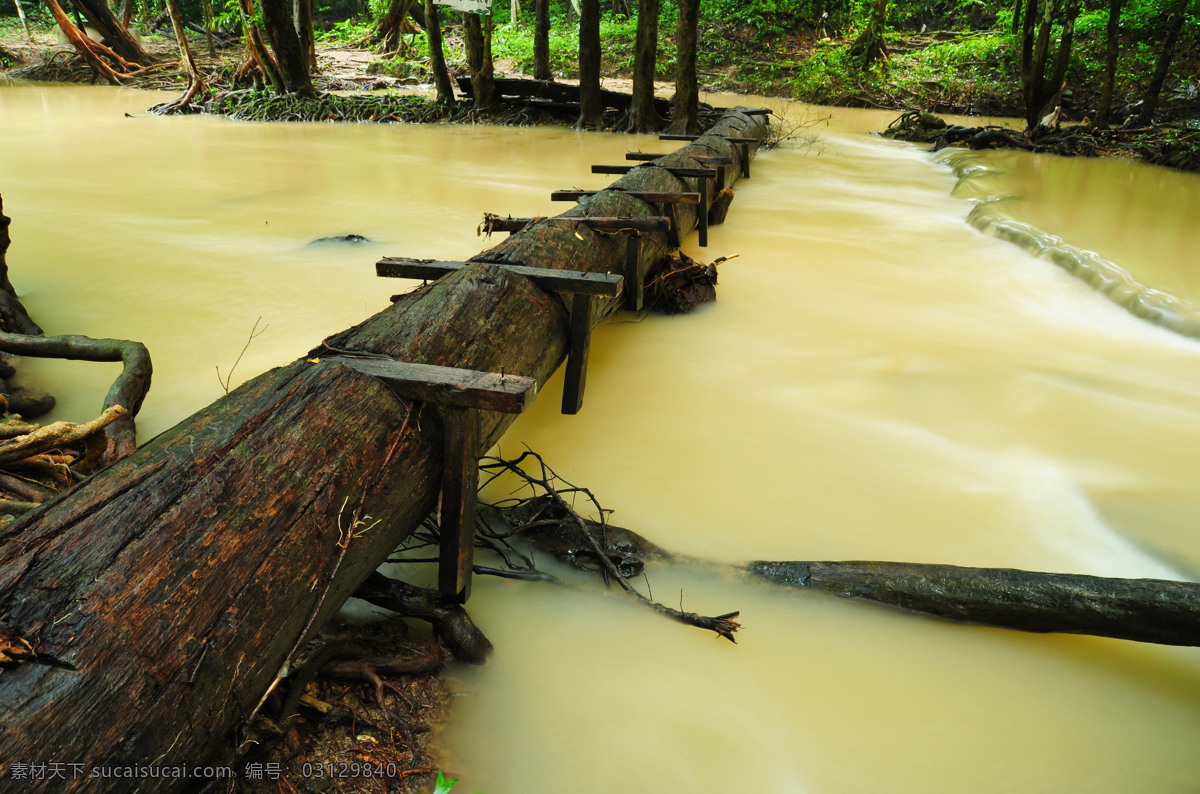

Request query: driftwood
[
  {"left": 745, "top": 561, "right": 1200, "bottom": 647},
  {"left": 0, "top": 109, "right": 767, "bottom": 787}
]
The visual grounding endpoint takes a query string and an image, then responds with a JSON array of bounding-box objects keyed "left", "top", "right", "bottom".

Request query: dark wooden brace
[
  {"left": 480, "top": 216, "right": 664, "bottom": 312},
  {"left": 591, "top": 164, "right": 717, "bottom": 247},
  {"left": 625, "top": 152, "right": 733, "bottom": 191},
  {"left": 658, "top": 133, "right": 757, "bottom": 178},
  {"left": 550, "top": 188, "right": 699, "bottom": 250},
  {"left": 324, "top": 356, "right": 538, "bottom": 603},
  {"left": 376, "top": 257, "right": 623, "bottom": 415}
]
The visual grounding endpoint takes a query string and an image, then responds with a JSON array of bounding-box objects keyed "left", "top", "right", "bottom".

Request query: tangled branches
[{"left": 393, "top": 451, "right": 740, "bottom": 642}]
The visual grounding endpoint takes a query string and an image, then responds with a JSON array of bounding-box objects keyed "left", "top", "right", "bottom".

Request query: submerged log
[
  {"left": 0, "top": 109, "right": 768, "bottom": 786},
  {"left": 745, "top": 561, "right": 1200, "bottom": 646}
]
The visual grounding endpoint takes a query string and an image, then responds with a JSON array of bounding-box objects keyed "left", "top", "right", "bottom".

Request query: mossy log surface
[
  {"left": 746, "top": 561, "right": 1200, "bottom": 646},
  {"left": 0, "top": 109, "right": 768, "bottom": 787}
]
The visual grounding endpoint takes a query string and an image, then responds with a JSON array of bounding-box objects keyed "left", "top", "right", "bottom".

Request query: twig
[{"left": 216, "top": 317, "right": 268, "bottom": 395}]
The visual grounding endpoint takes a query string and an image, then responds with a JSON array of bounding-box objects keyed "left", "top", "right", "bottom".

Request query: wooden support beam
[
  {"left": 625, "top": 152, "right": 668, "bottom": 161},
  {"left": 551, "top": 189, "right": 700, "bottom": 205},
  {"left": 323, "top": 356, "right": 537, "bottom": 602},
  {"left": 376, "top": 259, "right": 621, "bottom": 414},
  {"left": 625, "top": 236, "right": 644, "bottom": 311},
  {"left": 323, "top": 356, "right": 537, "bottom": 414},
  {"left": 659, "top": 134, "right": 759, "bottom": 143},
  {"left": 483, "top": 216, "right": 671, "bottom": 234},
  {"left": 592, "top": 164, "right": 717, "bottom": 179},
  {"left": 377, "top": 257, "right": 622, "bottom": 297},
  {"left": 561, "top": 293, "right": 592, "bottom": 415}
]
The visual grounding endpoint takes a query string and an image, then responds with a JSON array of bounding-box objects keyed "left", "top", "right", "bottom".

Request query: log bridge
[{"left": 0, "top": 108, "right": 771, "bottom": 786}]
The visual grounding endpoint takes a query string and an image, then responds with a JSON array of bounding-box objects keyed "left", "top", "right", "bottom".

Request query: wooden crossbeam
[
  {"left": 550, "top": 189, "right": 700, "bottom": 205},
  {"left": 377, "top": 257, "right": 622, "bottom": 297},
  {"left": 376, "top": 258, "right": 621, "bottom": 414},
  {"left": 623, "top": 153, "right": 731, "bottom": 190},
  {"left": 483, "top": 216, "right": 670, "bottom": 234},
  {"left": 658, "top": 134, "right": 755, "bottom": 177},
  {"left": 592, "top": 164, "right": 717, "bottom": 179},
  {"left": 589, "top": 165, "right": 715, "bottom": 246},
  {"left": 325, "top": 356, "right": 537, "bottom": 602}
]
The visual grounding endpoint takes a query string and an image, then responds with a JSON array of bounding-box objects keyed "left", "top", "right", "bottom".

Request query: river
[{"left": 2, "top": 81, "right": 1198, "bottom": 792}]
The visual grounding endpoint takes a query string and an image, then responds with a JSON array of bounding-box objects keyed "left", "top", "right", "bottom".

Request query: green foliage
[
  {"left": 432, "top": 770, "right": 488, "bottom": 794},
  {"left": 315, "top": 15, "right": 374, "bottom": 43}
]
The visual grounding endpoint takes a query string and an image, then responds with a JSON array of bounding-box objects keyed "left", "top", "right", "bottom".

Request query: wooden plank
[
  {"left": 625, "top": 236, "right": 644, "bottom": 311},
  {"left": 486, "top": 216, "right": 671, "bottom": 234},
  {"left": 561, "top": 293, "right": 592, "bottom": 414},
  {"left": 592, "top": 164, "right": 717, "bottom": 179},
  {"left": 551, "top": 189, "right": 700, "bottom": 205},
  {"left": 325, "top": 356, "right": 537, "bottom": 414},
  {"left": 625, "top": 152, "right": 668, "bottom": 161},
  {"left": 438, "top": 406, "right": 477, "bottom": 602},
  {"left": 659, "top": 134, "right": 759, "bottom": 143},
  {"left": 697, "top": 178, "right": 709, "bottom": 247},
  {"left": 377, "top": 258, "right": 623, "bottom": 297}
]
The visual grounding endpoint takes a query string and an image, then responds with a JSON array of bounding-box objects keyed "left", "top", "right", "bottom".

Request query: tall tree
[
  {"left": 534, "top": 0, "right": 551, "bottom": 80},
  {"left": 163, "top": 0, "right": 207, "bottom": 109},
  {"left": 463, "top": 11, "right": 498, "bottom": 112},
  {"left": 849, "top": 0, "right": 889, "bottom": 68},
  {"left": 667, "top": 0, "right": 701, "bottom": 134},
  {"left": 258, "top": 0, "right": 314, "bottom": 94},
  {"left": 1019, "top": 0, "right": 1079, "bottom": 130},
  {"left": 424, "top": 0, "right": 456, "bottom": 107},
  {"left": 1095, "top": 0, "right": 1123, "bottom": 126},
  {"left": 373, "top": 0, "right": 416, "bottom": 53},
  {"left": 626, "top": 0, "right": 662, "bottom": 132},
  {"left": 1137, "top": 0, "right": 1189, "bottom": 125},
  {"left": 577, "top": 0, "right": 603, "bottom": 128}
]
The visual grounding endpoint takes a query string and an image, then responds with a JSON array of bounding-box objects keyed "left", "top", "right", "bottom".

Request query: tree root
[
  {"left": 0, "top": 331, "right": 152, "bottom": 462},
  {"left": 353, "top": 573, "right": 494, "bottom": 664}
]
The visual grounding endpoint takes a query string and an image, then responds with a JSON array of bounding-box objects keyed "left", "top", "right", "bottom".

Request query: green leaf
[{"left": 433, "top": 771, "right": 458, "bottom": 794}]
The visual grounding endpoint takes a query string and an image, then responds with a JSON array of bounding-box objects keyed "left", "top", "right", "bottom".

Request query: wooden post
[
  {"left": 625, "top": 236, "right": 644, "bottom": 310},
  {"left": 562, "top": 293, "right": 592, "bottom": 414},
  {"left": 439, "top": 406, "right": 477, "bottom": 601}
]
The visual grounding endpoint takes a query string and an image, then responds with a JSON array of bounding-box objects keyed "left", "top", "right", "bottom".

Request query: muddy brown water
[{"left": 2, "top": 82, "right": 1199, "bottom": 792}]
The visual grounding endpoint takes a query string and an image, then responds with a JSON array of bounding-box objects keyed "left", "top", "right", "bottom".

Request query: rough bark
[
  {"left": 1137, "top": 0, "right": 1188, "bottom": 126},
  {"left": 163, "top": 0, "right": 208, "bottom": 110},
  {"left": 533, "top": 0, "right": 551, "bottom": 80},
  {"left": 1095, "top": 0, "right": 1122, "bottom": 126},
  {"left": 258, "top": 0, "right": 313, "bottom": 95},
  {"left": 666, "top": 0, "right": 701, "bottom": 135},
  {"left": 0, "top": 110, "right": 769, "bottom": 789},
  {"left": 576, "top": 0, "right": 603, "bottom": 129},
  {"left": 745, "top": 561, "right": 1200, "bottom": 647},
  {"left": 372, "top": 0, "right": 415, "bottom": 53},
  {"left": 848, "top": 0, "right": 888, "bottom": 68},
  {"left": 424, "top": 0, "right": 456, "bottom": 107},
  {"left": 0, "top": 196, "right": 42, "bottom": 337},
  {"left": 625, "top": 0, "right": 662, "bottom": 133}
]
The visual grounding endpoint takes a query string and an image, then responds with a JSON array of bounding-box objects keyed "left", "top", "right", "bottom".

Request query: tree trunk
[
  {"left": 294, "top": 0, "right": 316, "bottom": 72},
  {"left": 1019, "top": 0, "right": 1079, "bottom": 130},
  {"left": 1137, "top": 0, "right": 1188, "bottom": 126},
  {"left": 0, "top": 196, "right": 42, "bottom": 337},
  {"left": 1011, "top": 0, "right": 1022, "bottom": 34},
  {"left": 462, "top": 12, "right": 497, "bottom": 112},
  {"left": 625, "top": 0, "right": 662, "bottom": 133},
  {"left": 373, "top": 0, "right": 414, "bottom": 53},
  {"left": 425, "top": 0, "right": 456, "bottom": 107},
  {"left": 533, "top": 0, "right": 551, "bottom": 80},
  {"left": 258, "top": 0, "right": 314, "bottom": 95},
  {"left": 576, "top": 0, "right": 603, "bottom": 129},
  {"left": 666, "top": 0, "right": 701, "bottom": 135},
  {"left": 745, "top": 561, "right": 1200, "bottom": 647},
  {"left": 1096, "top": 0, "right": 1122, "bottom": 126},
  {"left": 164, "top": 0, "right": 207, "bottom": 107},
  {"left": 240, "top": 0, "right": 285, "bottom": 93},
  {"left": 70, "top": 0, "right": 154, "bottom": 65},
  {"left": 848, "top": 0, "right": 888, "bottom": 68},
  {"left": 0, "top": 110, "right": 768, "bottom": 787}
]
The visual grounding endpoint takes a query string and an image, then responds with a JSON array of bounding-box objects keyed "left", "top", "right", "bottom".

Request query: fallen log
[
  {"left": 745, "top": 561, "right": 1200, "bottom": 646},
  {"left": 0, "top": 109, "right": 768, "bottom": 787}
]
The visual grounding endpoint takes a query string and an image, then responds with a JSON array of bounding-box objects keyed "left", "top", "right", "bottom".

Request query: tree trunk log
[
  {"left": 745, "top": 561, "right": 1200, "bottom": 646},
  {"left": 666, "top": 0, "right": 701, "bottom": 135},
  {"left": 576, "top": 0, "right": 603, "bottom": 129},
  {"left": 70, "top": 0, "right": 153, "bottom": 65},
  {"left": 0, "top": 110, "right": 768, "bottom": 788},
  {"left": 259, "top": 0, "right": 314, "bottom": 95},
  {"left": 533, "top": 0, "right": 551, "bottom": 80},
  {"left": 625, "top": 0, "right": 661, "bottom": 133},
  {"left": 424, "top": 0, "right": 456, "bottom": 107}
]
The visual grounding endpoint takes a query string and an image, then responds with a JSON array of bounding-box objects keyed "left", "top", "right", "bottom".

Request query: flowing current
[{"left": 2, "top": 82, "right": 1198, "bottom": 792}]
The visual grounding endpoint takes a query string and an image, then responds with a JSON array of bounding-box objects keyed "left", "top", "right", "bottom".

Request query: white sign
[{"left": 433, "top": 0, "right": 492, "bottom": 13}]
